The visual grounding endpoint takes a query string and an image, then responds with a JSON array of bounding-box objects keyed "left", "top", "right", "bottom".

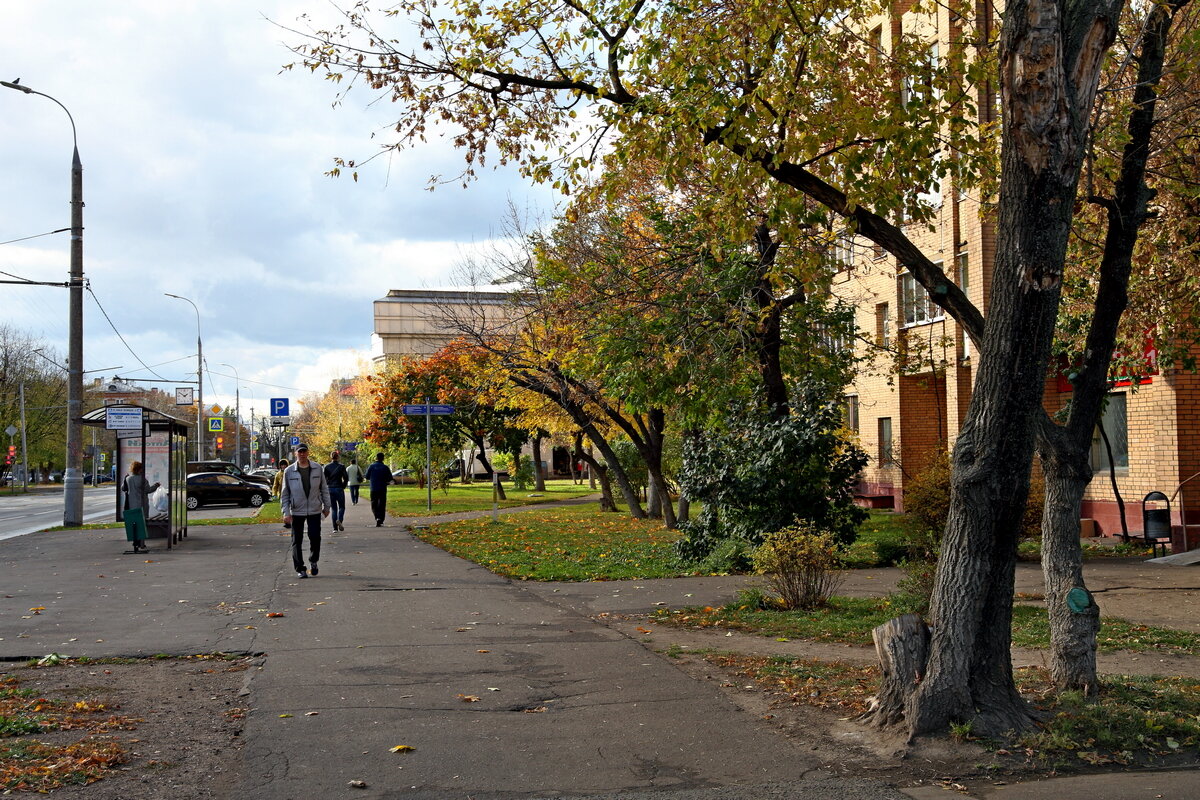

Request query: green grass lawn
[
  {"left": 655, "top": 597, "right": 1200, "bottom": 655},
  {"left": 385, "top": 479, "right": 597, "bottom": 517},
  {"left": 412, "top": 502, "right": 700, "bottom": 580}
]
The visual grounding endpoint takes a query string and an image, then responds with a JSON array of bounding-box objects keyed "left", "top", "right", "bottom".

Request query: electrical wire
[
  {"left": 85, "top": 283, "right": 169, "bottom": 381},
  {"left": 0, "top": 228, "right": 69, "bottom": 247}
]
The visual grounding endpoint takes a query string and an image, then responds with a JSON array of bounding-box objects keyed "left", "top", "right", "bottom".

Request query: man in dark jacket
[
  {"left": 324, "top": 451, "right": 349, "bottom": 531},
  {"left": 364, "top": 452, "right": 392, "bottom": 527}
]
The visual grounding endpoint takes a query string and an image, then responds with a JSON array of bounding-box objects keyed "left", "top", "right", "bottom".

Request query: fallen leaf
[
  {"left": 522, "top": 706, "right": 547, "bottom": 713},
  {"left": 348, "top": 780, "right": 367, "bottom": 788},
  {"left": 458, "top": 694, "right": 481, "bottom": 702},
  {"left": 636, "top": 627, "right": 653, "bottom": 634},
  {"left": 487, "top": 687, "right": 500, "bottom": 692},
  {"left": 279, "top": 714, "right": 293, "bottom": 718},
  {"left": 305, "top": 711, "right": 320, "bottom": 716},
  {"left": 266, "top": 612, "right": 285, "bottom": 618},
  {"left": 476, "top": 649, "right": 490, "bottom": 653},
  {"left": 389, "top": 745, "right": 415, "bottom": 753},
  {"left": 455, "top": 627, "right": 469, "bottom": 632}
]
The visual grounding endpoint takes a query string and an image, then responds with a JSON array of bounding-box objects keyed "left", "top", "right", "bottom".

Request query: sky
[{"left": 1, "top": 1, "right": 554, "bottom": 425}]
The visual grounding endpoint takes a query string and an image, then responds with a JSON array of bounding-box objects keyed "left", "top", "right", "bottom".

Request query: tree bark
[
  {"left": 1037, "top": 424, "right": 1100, "bottom": 694},
  {"left": 532, "top": 434, "right": 546, "bottom": 491},
  {"left": 865, "top": 614, "right": 931, "bottom": 729},
  {"left": 575, "top": 432, "right": 616, "bottom": 511}
]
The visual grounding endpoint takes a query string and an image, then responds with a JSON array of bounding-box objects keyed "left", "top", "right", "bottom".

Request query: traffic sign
[
  {"left": 209, "top": 404, "right": 223, "bottom": 415},
  {"left": 270, "top": 398, "right": 290, "bottom": 417},
  {"left": 208, "top": 417, "right": 224, "bottom": 432},
  {"left": 402, "top": 404, "right": 455, "bottom": 415},
  {"left": 105, "top": 407, "right": 143, "bottom": 430},
  {"left": 290, "top": 436, "right": 301, "bottom": 447},
  {"left": 4, "top": 425, "right": 16, "bottom": 437}
]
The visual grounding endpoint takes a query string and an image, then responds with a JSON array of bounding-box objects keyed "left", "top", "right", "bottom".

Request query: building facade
[{"left": 833, "top": 2, "right": 1200, "bottom": 549}]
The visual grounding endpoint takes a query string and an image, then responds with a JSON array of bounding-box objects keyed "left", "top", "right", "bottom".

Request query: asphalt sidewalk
[
  {"left": 0, "top": 500, "right": 905, "bottom": 799},
  {"left": 2, "top": 500, "right": 1198, "bottom": 799}
]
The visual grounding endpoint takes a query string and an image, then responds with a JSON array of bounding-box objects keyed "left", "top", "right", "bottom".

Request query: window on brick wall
[
  {"left": 957, "top": 251, "right": 970, "bottom": 359},
  {"left": 876, "top": 302, "right": 891, "bottom": 349},
  {"left": 843, "top": 395, "right": 860, "bottom": 433},
  {"left": 878, "top": 417, "right": 894, "bottom": 467},
  {"left": 900, "top": 270, "right": 944, "bottom": 326},
  {"left": 1090, "top": 393, "right": 1129, "bottom": 473}
]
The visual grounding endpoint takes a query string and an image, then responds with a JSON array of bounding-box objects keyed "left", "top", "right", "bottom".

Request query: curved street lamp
[
  {"left": 165, "top": 293, "right": 203, "bottom": 460},
  {"left": 2, "top": 79, "right": 85, "bottom": 526}
]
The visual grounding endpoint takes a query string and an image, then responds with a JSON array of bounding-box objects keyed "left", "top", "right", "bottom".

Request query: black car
[
  {"left": 186, "top": 472, "right": 271, "bottom": 510},
  {"left": 187, "top": 460, "right": 271, "bottom": 487}
]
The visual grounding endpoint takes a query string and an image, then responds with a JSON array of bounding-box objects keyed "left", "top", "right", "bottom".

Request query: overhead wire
[{"left": 85, "top": 282, "right": 170, "bottom": 381}]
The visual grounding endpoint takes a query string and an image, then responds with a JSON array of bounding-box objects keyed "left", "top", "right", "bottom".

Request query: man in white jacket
[{"left": 280, "top": 443, "right": 331, "bottom": 579}]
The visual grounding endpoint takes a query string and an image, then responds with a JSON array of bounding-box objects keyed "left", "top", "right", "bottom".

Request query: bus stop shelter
[{"left": 81, "top": 404, "right": 189, "bottom": 548}]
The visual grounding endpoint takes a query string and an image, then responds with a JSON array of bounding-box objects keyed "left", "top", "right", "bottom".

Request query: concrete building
[
  {"left": 372, "top": 287, "right": 520, "bottom": 360},
  {"left": 833, "top": 2, "right": 1200, "bottom": 550}
]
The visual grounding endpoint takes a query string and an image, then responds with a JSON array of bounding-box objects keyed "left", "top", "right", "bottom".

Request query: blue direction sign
[
  {"left": 402, "top": 404, "right": 455, "bottom": 415},
  {"left": 270, "top": 398, "right": 290, "bottom": 417}
]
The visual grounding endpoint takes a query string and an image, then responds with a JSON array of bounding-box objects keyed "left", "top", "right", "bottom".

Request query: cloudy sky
[{"left": 1, "top": 1, "right": 554, "bottom": 422}]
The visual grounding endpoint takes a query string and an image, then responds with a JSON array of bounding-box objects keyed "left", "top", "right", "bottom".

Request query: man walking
[
  {"left": 365, "top": 452, "right": 392, "bottom": 527},
  {"left": 346, "top": 457, "right": 364, "bottom": 505},
  {"left": 280, "top": 443, "right": 330, "bottom": 579},
  {"left": 324, "top": 451, "right": 349, "bottom": 531}
]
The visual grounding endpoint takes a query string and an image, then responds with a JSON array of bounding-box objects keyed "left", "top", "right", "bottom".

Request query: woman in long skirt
[{"left": 122, "top": 461, "right": 159, "bottom": 553}]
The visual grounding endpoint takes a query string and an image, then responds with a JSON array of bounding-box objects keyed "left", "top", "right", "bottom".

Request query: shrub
[
  {"left": 676, "top": 381, "right": 869, "bottom": 561},
  {"left": 750, "top": 522, "right": 845, "bottom": 610}
]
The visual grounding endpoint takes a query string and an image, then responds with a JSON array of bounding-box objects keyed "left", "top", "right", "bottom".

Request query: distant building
[{"left": 372, "top": 287, "right": 519, "bottom": 360}]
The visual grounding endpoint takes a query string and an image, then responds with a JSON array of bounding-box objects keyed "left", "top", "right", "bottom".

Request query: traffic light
[
  {"left": 216, "top": 436, "right": 224, "bottom": 456},
  {"left": 5, "top": 445, "right": 14, "bottom": 465}
]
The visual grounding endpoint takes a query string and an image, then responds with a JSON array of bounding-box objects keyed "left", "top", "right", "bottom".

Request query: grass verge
[
  {"left": 656, "top": 598, "right": 1200, "bottom": 655},
  {"left": 412, "top": 502, "right": 702, "bottom": 580},
  {"left": 385, "top": 478, "right": 597, "bottom": 517},
  {"left": 703, "top": 654, "right": 1200, "bottom": 770}
]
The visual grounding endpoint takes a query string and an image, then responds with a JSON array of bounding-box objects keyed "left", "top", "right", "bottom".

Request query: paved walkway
[{"left": 2, "top": 499, "right": 1198, "bottom": 798}]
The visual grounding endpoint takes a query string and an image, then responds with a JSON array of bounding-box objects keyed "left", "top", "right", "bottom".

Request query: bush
[
  {"left": 675, "top": 381, "right": 869, "bottom": 561},
  {"left": 750, "top": 522, "right": 845, "bottom": 610}
]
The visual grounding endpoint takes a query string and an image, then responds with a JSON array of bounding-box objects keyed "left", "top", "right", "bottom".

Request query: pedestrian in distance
[
  {"left": 121, "top": 460, "right": 159, "bottom": 554},
  {"left": 271, "top": 459, "right": 290, "bottom": 532},
  {"left": 346, "top": 457, "right": 364, "bottom": 505},
  {"left": 280, "top": 444, "right": 330, "bottom": 579},
  {"left": 324, "top": 450, "right": 349, "bottom": 531},
  {"left": 365, "top": 452, "right": 391, "bottom": 527}
]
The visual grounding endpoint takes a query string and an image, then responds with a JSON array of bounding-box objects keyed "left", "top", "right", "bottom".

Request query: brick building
[{"left": 832, "top": 2, "right": 1200, "bottom": 549}]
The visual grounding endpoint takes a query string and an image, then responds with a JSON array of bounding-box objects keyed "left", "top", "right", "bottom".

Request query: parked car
[
  {"left": 185, "top": 472, "right": 271, "bottom": 510},
  {"left": 391, "top": 468, "right": 415, "bottom": 484},
  {"left": 187, "top": 460, "right": 271, "bottom": 487}
]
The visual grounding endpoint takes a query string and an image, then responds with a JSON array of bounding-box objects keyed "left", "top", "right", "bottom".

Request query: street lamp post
[
  {"left": 165, "top": 293, "right": 203, "bottom": 460},
  {"left": 2, "top": 79, "right": 85, "bottom": 526},
  {"left": 221, "top": 363, "right": 240, "bottom": 468}
]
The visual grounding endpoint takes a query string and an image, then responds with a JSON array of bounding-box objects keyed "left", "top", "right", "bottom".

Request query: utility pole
[
  {"left": 1, "top": 80, "right": 86, "bottom": 525},
  {"left": 19, "top": 382, "right": 29, "bottom": 491},
  {"left": 221, "top": 363, "right": 240, "bottom": 468},
  {"left": 166, "top": 294, "right": 202, "bottom": 460}
]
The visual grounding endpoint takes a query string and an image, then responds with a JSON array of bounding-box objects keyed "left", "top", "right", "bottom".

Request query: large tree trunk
[
  {"left": 1032, "top": 0, "right": 1182, "bottom": 694},
  {"left": 867, "top": 0, "right": 1122, "bottom": 739}
]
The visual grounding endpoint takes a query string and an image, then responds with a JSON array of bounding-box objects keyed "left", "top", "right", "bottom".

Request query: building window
[
  {"left": 834, "top": 235, "right": 856, "bottom": 272},
  {"left": 900, "top": 270, "right": 944, "bottom": 326},
  {"left": 1090, "top": 393, "right": 1129, "bottom": 473},
  {"left": 868, "top": 25, "right": 883, "bottom": 69},
  {"left": 876, "top": 303, "right": 891, "bottom": 349},
  {"left": 957, "top": 252, "right": 970, "bottom": 358},
  {"left": 878, "top": 417, "right": 894, "bottom": 467},
  {"left": 843, "top": 395, "right": 860, "bottom": 433},
  {"left": 901, "top": 43, "right": 939, "bottom": 106}
]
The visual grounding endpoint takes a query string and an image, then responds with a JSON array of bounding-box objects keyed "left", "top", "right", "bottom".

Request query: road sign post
[{"left": 400, "top": 402, "right": 456, "bottom": 512}]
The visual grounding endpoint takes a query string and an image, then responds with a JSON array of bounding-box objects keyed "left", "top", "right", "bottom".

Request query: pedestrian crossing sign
[{"left": 208, "top": 417, "right": 224, "bottom": 432}]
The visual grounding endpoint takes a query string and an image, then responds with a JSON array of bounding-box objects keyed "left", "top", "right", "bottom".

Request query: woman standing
[
  {"left": 272, "top": 460, "right": 290, "bottom": 532},
  {"left": 122, "top": 461, "right": 159, "bottom": 554}
]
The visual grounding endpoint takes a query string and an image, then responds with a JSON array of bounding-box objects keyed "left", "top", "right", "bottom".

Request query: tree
[
  {"left": 289, "top": 0, "right": 1169, "bottom": 739},
  {"left": 0, "top": 327, "right": 67, "bottom": 483}
]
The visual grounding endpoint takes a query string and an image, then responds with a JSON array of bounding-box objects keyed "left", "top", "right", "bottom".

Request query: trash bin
[{"left": 1141, "top": 491, "right": 1172, "bottom": 557}]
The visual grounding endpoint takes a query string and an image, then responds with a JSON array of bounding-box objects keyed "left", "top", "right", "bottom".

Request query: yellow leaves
[
  {"left": 279, "top": 713, "right": 293, "bottom": 718},
  {"left": 390, "top": 745, "right": 416, "bottom": 753},
  {"left": 458, "top": 694, "right": 481, "bottom": 702}
]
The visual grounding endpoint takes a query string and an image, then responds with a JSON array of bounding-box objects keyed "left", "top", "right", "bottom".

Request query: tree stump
[{"left": 864, "top": 614, "right": 931, "bottom": 729}]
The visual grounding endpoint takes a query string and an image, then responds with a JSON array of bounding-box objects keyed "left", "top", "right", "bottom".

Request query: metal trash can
[{"left": 1142, "top": 491, "right": 1172, "bottom": 557}]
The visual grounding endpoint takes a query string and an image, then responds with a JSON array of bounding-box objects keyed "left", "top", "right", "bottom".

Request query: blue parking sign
[
  {"left": 270, "top": 398, "right": 290, "bottom": 417},
  {"left": 290, "top": 436, "right": 300, "bottom": 447}
]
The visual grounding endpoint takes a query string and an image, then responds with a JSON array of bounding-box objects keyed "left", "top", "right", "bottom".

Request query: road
[{"left": 0, "top": 487, "right": 117, "bottom": 541}]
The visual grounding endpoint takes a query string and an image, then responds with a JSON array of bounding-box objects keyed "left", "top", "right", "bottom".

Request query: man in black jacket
[
  {"left": 324, "top": 451, "right": 349, "bottom": 531},
  {"left": 364, "top": 452, "right": 392, "bottom": 527}
]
